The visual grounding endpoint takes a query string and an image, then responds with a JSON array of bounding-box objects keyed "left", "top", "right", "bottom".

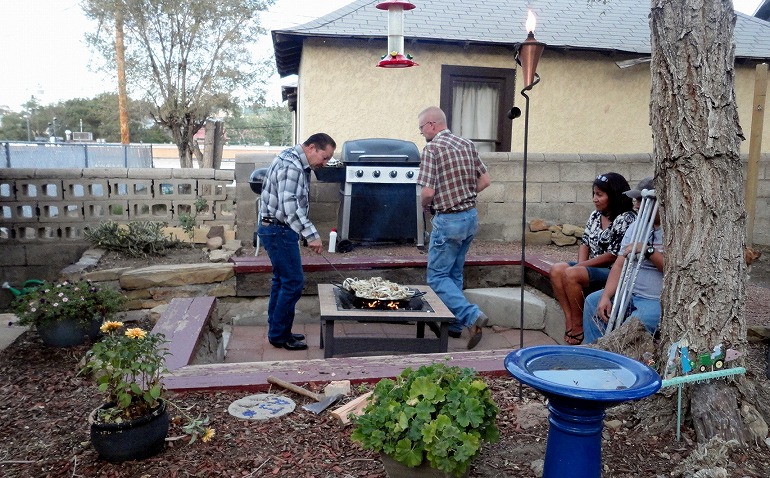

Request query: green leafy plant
[
  {"left": 350, "top": 363, "right": 499, "bottom": 477},
  {"left": 80, "top": 321, "right": 215, "bottom": 443},
  {"left": 12, "top": 280, "right": 125, "bottom": 328},
  {"left": 178, "top": 197, "right": 208, "bottom": 240},
  {"left": 85, "top": 220, "right": 183, "bottom": 257}
]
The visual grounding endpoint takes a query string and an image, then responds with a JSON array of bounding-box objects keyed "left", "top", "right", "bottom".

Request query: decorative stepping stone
[{"left": 227, "top": 394, "right": 296, "bottom": 420}]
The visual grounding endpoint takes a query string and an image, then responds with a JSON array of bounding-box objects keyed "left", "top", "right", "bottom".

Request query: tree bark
[
  {"left": 649, "top": 0, "right": 748, "bottom": 443},
  {"left": 115, "top": 6, "right": 130, "bottom": 145}
]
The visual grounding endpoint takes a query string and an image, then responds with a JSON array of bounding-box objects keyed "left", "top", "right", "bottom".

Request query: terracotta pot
[
  {"left": 380, "top": 453, "right": 470, "bottom": 478},
  {"left": 89, "top": 399, "right": 169, "bottom": 462},
  {"left": 37, "top": 316, "right": 104, "bottom": 347}
]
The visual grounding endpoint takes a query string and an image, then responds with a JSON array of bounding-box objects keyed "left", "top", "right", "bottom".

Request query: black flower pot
[
  {"left": 89, "top": 399, "right": 169, "bottom": 462},
  {"left": 380, "top": 453, "right": 471, "bottom": 478},
  {"left": 37, "top": 316, "right": 104, "bottom": 347}
]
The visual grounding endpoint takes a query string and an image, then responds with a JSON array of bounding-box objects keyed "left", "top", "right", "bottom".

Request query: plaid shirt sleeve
[{"left": 260, "top": 148, "right": 320, "bottom": 241}]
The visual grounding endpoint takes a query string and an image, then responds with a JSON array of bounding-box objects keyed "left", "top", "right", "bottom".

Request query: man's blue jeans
[
  {"left": 258, "top": 224, "right": 303, "bottom": 343},
  {"left": 582, "top": 289, "right": 661, "bottom": 344},
  {"left": 427, "top": 209, "right": 482, "bottom": 331}
]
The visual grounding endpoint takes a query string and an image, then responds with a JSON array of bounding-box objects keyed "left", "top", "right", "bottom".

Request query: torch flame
[{"left": 526, "top": 10, "right": 537, "bottom": 34}]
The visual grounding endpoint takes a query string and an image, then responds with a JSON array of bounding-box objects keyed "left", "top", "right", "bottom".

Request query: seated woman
[
  {"left": 549, "top": 172, "right": 636, "bottom": 345},
  {"left": 583, "top": 177, "right": 664, "bottom": 343}
]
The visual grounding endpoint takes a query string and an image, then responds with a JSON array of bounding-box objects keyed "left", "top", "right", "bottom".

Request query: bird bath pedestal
[{"left": 505, "top": 346, "right": 661, "bottom": 478}]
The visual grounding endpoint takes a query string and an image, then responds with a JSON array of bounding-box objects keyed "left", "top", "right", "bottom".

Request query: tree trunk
[
  {"left": 649, "top": 0, "right": 748, "bottom": 443},
  {"left": 115, "top": 6, "right": 130, "bottom": 145},
  {"left": 201, "top": 120, "right": 225, "bottom": 170}
]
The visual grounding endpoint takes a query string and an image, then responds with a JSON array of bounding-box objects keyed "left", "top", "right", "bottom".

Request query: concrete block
[
  {"left": 129, "top": 168, "right": 173, "bottom": 179},
  {"left": 130, "top": 200, "right": 173, "bottom": 221},
  {"left": 0, "top": 169, "right": 36, "bottom": 179},
  {"left": 37, "top": 201, "right": 84, "bottom": 222},
  {"left": 36, "top": 169, "right": 83, "bottom": 179},
  {"left": 214, "top": 199, "right": 236, "bottom": 220},
  {"left": 84, "top": 200, "right": 130, "bottom": 221},
  {"left": 172, "top": 200, "right": 215, "bottom": 221},
  {"left": 16, "top": 180, "right": 63, "bottom": 201},
  {"left": 0, "top": 181, "right": 16, "bottom": 202},
  {"left": 108, "top": 178, "right": 153, "bottom": 199},
  {"left": 63, "top": 179, "right": 109, "bottom": 200},
  {"left": 214, "top": 170, "right": 235, "bottom": 181},
  {"left": 56, "top": 223, "right": 89, "bottom": 241},
  {"left": 172, "top": 168, "right": 215, "bottom": 179},
  {"left": 0, "top": 244, "right": 27, "bottom": 266},
  {"left": 198, "top": 180, "right": 230, "bottom": 200},
  {"left": 463, "top": 287, "right": 545, "bottom": 329},
  {"left": 82, "top": 168, "right": 129, "bottom": 179},
  {"left": 2, "top": 202, "right": 37, "bottom": 222},
  {"left": 155, "top": 179, "right": 196, "bottom": 199}
]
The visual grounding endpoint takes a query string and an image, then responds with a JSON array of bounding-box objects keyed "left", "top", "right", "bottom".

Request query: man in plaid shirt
[
  {"left": 416, "top": 106, "right": 491, "bottom": 349},
  {"left": 258, "top": 133, "right": 336, "bottom": 350}
]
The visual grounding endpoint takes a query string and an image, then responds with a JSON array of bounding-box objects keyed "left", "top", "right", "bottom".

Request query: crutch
[{"left": 605, "top": 189, "right": 658, "bottom": 333}]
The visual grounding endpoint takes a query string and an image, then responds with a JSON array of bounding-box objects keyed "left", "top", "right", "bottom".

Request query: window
[{"left": 440, "top": 65, "right": 515, "bottom": 152}]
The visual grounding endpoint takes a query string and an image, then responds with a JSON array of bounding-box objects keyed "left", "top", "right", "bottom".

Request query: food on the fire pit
[{"left": 341, "top": 277, "right": 415, "bottom": 300}]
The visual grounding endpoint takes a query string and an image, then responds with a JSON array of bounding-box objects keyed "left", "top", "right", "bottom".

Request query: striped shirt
[
  {"left": 260, "top": 145, "right": 320, "bottom": 241},
  {"left": 417, "top": 130, "right": 488, "bottom": 212}
]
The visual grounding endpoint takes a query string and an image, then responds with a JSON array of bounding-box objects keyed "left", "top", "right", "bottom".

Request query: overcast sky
[{"left": 0, "top": 0, "right": 763, "bottom": 111}]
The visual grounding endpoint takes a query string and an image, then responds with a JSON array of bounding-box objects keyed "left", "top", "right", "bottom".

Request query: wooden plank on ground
[{"left": 152, "top": 296, "right": 216, "bottom": 371}]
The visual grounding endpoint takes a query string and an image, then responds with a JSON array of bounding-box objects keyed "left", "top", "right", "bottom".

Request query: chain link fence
[{"left": 1, "top": 142, "right": 153, "bottom": 168}]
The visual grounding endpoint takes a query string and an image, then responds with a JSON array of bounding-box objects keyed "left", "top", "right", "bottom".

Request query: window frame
[{"left": 439, "top": 65, "right": 516, "bottom": 152}]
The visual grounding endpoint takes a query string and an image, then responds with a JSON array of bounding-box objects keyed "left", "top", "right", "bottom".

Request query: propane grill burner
[{"left": 315, "top": 138, "right": 425, "bottom": 248}]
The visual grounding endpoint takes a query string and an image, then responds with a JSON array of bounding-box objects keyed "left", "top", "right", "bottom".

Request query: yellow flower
[
  {"left": 125, "top": 328, "right": 147, "bottom": 339},
  {"left": 201, "top": 427, "right": 216, "bottom": 443},
  {"left": 100, "top": 321, "right": 124, "bottom": 333}
]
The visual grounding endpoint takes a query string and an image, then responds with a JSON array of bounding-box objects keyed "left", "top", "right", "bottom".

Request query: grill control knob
[
  {"left": 390, "top": 170, "right": 398, "bottom": 178},
  {"left": 406, "top": 170, "right": 415, "bottom": 179},
  {"left": 355, "top": 169, "right": 364, "bottom": 178},
  {"left": 373, "top": 170, "right": 381, "bottom": 178}
]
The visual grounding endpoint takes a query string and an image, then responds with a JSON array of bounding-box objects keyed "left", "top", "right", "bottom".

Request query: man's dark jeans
[{"left": 258, "top": 224, "right": 303, "bottom": 343}]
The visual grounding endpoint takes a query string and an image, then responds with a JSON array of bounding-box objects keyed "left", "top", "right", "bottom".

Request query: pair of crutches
[{"left": 604, "top": 189, "right": 658, "bottom": 334}]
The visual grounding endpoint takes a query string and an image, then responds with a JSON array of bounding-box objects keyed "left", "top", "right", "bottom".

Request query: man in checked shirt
[
  {"left": 417, "top": 106, "right": 491, "bottom": 349},
  {"left": 258, "top": 133, "right": 336, "bottom": 350}
]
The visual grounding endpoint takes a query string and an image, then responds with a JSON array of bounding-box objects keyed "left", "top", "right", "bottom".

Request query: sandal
[{"left": 564, "top": 330, "right": 584, "bottom": 345}]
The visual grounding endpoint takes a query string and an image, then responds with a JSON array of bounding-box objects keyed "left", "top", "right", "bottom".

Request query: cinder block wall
[
  {"left": 235, "top": 151, "right": 770, "bottom": 246},
  {"left": 0, "top": 168, "right": 235, "bottom": 295}
]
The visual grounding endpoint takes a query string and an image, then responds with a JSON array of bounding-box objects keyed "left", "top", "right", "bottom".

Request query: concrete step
[{"left": 464, "top": 287, "right": 546, "bottom": 329}]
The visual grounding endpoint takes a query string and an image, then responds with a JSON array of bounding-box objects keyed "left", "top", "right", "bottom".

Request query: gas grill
[{"left": 316, "top": 138, "right": 424, "bottom": 248}]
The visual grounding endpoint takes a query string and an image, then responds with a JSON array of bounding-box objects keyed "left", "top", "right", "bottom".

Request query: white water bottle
[{"left": 328, "top": 228, "right": 337, "bottom": 253}]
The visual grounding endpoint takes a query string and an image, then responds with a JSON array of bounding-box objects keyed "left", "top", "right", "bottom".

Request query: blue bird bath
[{"left": 505, "top": 345, "right": 661, "bottom": 478}]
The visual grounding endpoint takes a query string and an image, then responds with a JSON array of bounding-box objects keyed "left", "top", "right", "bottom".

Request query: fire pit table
[{"left": 317, "top": 284, "right": 455, "bottom": 358}]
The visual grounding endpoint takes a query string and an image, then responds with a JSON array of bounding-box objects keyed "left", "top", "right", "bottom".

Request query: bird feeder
[{"left": 376, "top": 0, "right": 418, "bottom": 68}]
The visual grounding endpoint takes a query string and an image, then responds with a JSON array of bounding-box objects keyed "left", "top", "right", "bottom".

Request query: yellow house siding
[{"left": 293, "top": 38, "right": 768, "bottom": 156}]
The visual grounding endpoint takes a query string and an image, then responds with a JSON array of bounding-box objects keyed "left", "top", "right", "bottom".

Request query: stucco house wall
[{"left": 295, "top": 38, "right": 767, "bottom": 156}]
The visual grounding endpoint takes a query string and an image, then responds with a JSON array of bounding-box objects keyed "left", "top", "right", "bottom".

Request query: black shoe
[
  {"left": 291, "top": 333, "right": 305, "bottom": 341},
  {"left": 467, "top": 314, "right": 489, "bottom": 350},
  {"left": 269, "top": 338, "right": 308, "bottom": 350},
  {"left": 427, "top": 322, "right": 462, "bottom": 339}
]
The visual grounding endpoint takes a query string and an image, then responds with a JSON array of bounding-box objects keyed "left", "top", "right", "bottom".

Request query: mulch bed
[{"left": 1, "top": 329, "right": 768, "bottom": 477}]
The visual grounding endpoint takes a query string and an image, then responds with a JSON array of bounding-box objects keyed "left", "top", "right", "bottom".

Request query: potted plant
[
  {"left": 351, "top": 363, "right": 499, "bottom": 478},
  {"left": 80, "top": 321, "right": 214, "bottom": 462},
  {"left": 12, "top": 279, "right": 125, "bottom": 347}
]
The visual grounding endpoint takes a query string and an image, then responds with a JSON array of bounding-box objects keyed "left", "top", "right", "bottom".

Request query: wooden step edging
[{"left": 152, "top": 296, "right": 217, "bottom": 371}]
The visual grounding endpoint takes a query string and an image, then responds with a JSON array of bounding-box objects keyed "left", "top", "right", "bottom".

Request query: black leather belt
[
  {"left": 261, "top": 217, "right": 289, "bottom": 227},
  {"left": 436, "top": 206, "right": 474, "bottom": 214}
]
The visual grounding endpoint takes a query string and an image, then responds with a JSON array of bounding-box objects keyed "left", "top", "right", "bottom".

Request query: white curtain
[{"left": 451, "top": 81, "right": 499, "bottom": 152}]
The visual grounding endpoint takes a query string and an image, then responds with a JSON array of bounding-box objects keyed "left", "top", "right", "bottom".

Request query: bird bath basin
[{"left": 505, "top": 345, "right": 661, "bottom": 478}]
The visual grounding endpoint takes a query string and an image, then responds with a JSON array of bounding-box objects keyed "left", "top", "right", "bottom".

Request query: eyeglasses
[
  {"left": 596, "top": 174, "right": 608, "bottom": 182},
  {"left": 418, "top": 121, "right": 435, "bottom": 131}
]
